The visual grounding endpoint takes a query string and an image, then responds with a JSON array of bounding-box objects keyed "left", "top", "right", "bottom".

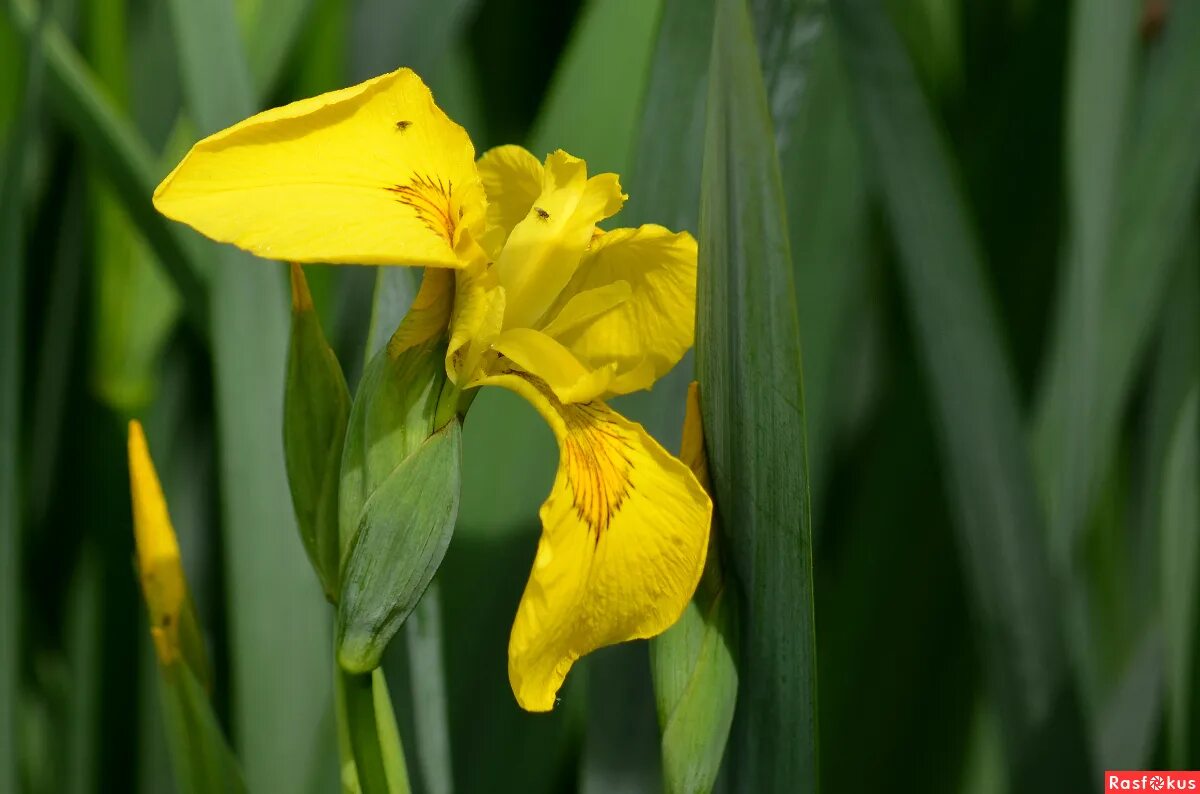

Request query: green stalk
[{"left": 335, "top": 662, "right": 411, "bottom": 794}]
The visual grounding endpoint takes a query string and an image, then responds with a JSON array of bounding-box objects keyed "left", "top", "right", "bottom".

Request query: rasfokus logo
[{"left": 1107, "top": 771, "right": 1200, "bottom": 791}]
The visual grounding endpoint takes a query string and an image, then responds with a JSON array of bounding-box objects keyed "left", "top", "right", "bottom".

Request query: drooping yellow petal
[
  {"left": 154, "top": 68, "right": 485, "bottom": 267},
  {"left": 127, "top": 420, "right": 186, "bottom": 665},
  {"left": 477, "top": 144, "right": 544, "bottom": 253},
  {"left": 493, "top": 150, "right": 626, "bottom": 330},
  {"left": 490, "top": 327, "right": 615, "bottom": 403},
  {"left": 545, "top": 224, "right": 697, "bottom": 397},
  {"left": 478, "top": 374, "right": 711, "bottom": 712}
]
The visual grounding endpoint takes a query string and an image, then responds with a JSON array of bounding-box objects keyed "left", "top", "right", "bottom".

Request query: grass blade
[
  {"left": 163, "top": 0, "right": 333, "bottom": 789},
  {"left": 697, "top": 0, "right": 817, "bottom": 788},
  {"left": 830, "top": 0, "right": 1088, "bottom": 781}
]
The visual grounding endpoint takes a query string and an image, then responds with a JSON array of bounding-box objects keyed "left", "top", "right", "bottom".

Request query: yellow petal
[
  {"left": 479, "top": 374, "right": 712, "bottom": 712},
  {"left": 127, "top": 420, "right": 186, "bottom": 665},
  {"left": 490, "top": 327, "right": 614, "bottom": 403},
  {"left": 446, "top": 261, "right": 505, "bottom": 384},
  {"left": 538, "top": 281, "right": 631, "bottom": 338},
  {"left": 494, "top": 150, "right": 626, "bottom": 329},
  {"left": 388, "top": 267, "right": 455, "bottom": 355},
  {"left": 477, "top": 144, "right": 544, "bottom": 251},
  {"left": 154, "top": 68, "right": 485, "bottom": 267},
  {"left": 546, "top": 224, "right": 697, "bottom": 398}
]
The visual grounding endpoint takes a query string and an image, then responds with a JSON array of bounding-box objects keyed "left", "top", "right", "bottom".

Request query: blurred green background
[{"left": 2, "top": 0, "right": 1198, "bottom": 791}]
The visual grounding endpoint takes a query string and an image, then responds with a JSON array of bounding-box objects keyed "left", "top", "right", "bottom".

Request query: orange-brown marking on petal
[
  {"left": 386, "top": 174, "right": 456, "bottom": 243},
  {"left": 561, "top": 400, "right": 635, "bottom": 543}
]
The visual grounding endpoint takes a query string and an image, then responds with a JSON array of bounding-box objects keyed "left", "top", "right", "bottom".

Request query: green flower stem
[{"left": 335, "top": 657, "right": 411, "bottom": 794}]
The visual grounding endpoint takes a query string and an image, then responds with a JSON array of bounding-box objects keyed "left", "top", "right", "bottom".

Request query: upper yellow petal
[
  {"left": 477, "top": 144, "right": 544, "bottom": 255},
  {"left": 480, "top": 374, "right": 711, "bottom": 712},
  {"left": 153, "top": 68, "right": 485, "bottom": 267},
  {"left": 493, "top": 150, "right": 626, "bottom": 330},
  {"left": 127, "top": 420, "right": 187, "bottom": 665},
  {"left": 544, "top": 224, "right": 697, "bottom": 398}
]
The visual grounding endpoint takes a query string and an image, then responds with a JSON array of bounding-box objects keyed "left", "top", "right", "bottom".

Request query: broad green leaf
[
  {"left": 752, "top": 0, "right": 869, "bottom": 511},
  {"left": 159, "top": 663, "right": 248, "bottom": 794},
  {"left": 829, "top": 0, "right": 1088, "bottom": 781},
  {"left": 6, "top": 0, "right": 209, "bottom": 334},
  {"left": 697, "top": 0, "right": 816, "bottom": 788},
  {"left": 338, "top": 418, "right": 461, "bottom": 674},
  {"left": 1033, "top": 0, "right": 1200, "bottom": 560},
  {"left": 1161, "top": 387, "right": 1199, "bottom": 767},
  {"left": 162, "top": 0, "right": 333, "bottom": 789},
  {"left": 285, "top": 265, "right": 351, "bottom": 602}
]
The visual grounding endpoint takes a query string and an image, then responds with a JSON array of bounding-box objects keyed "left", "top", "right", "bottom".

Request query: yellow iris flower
[{"left": 153, "top": 68, "right": 712, "bottom": 711}]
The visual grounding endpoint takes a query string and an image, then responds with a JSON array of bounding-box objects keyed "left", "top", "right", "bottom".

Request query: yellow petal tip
[{"left": 127, "top": 420, "right": 186, "bottom": 665}]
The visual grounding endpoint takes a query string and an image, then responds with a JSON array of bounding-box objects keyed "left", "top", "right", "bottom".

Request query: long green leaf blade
[
  {"left": 162, "top": 0, "right": 333, "bottom": 789},
  {"left": 830, "top": 0, "right": 1087, "bottom": 780},
  {"left": 1033, "top": 0, "right": 1200, "bottom": 557},
  {"left": 697, "top": 0, "right": 817, "bottom": 788}
]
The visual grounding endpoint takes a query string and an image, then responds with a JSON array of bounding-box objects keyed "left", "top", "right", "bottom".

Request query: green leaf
[
  {"left": 1033, "top": 0, "right": 1200, "bottom": 557},
  {"left": 829, "top": 0, "right": 1088, "bottom": 780},
  {"left": 1032, "top": 0, "right": 1139, "bottom": 565},
  {"left": 162, "top": 0, "right": 334, "bottom": 789},
  {"left": 338, "top": 418, "right": 461, "bottom": 674},
  {"left": 612, "top": 0, "right": 716, "bottom": 454},
  {"left": 286, "top": 265, "right": 352, "bottom": 602},
  {"left": 752, "top": 0, "right": 870, "bottom": 510},
  {"left": 159, "top": 663, "right": 248, "bottom": 794},
  {"left": 651, "top": 586, "right": 738, "bottom": 794},
  {"left": 696, "top": 0, "right": 817, "bottom": 788},
  {"left": 1161, "top": 386, "right": 1199, "bottom": 767}
]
